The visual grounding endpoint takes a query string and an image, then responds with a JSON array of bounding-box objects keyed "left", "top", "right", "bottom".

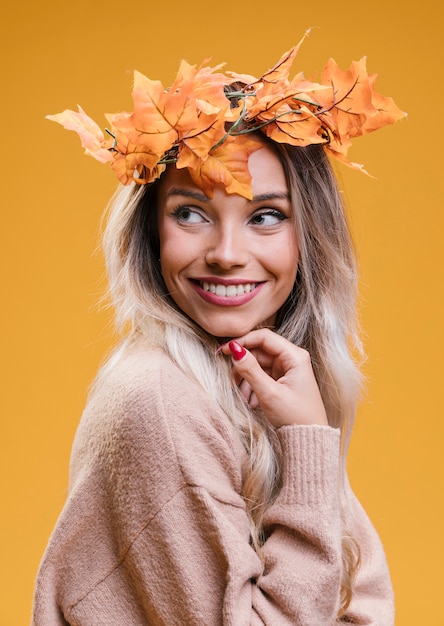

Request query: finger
[
  {"left": 232, "top": 370, "right": 243, "bottom": 387},
  {"left": 248, "top": 392, "right": 259, "bottom": 409},
  {"left": 234, "top": 328, "right": 295, "bottom": 357},
  {"left": 219, "top": 339, "right": 282, "bottom": 374},
  {"left": 236, "top": 374, "right": 259, "bottom": 409},
  {"left": 237, "top": 334, "right": 311, "bottom": 384},
  {"left": 228, "top": 341, "right": 281, "bottom": 406},
  {"left": 239, "top": 378, "right": 253, "bottom": 402},
  {"left": 233, "top": 329, "right": 309, "bottom": 375}
]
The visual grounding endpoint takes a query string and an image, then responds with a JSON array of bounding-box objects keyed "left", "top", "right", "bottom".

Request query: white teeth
[{"left": 201, "top": 282, "right": 256, "bottom": 297}]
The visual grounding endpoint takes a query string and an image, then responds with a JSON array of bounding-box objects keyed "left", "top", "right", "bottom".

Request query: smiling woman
[
  {"left": 157, "top": 144, "right": 298, "bottom": 338},
  {"left": 32, "top": 41, "right": 405, "bottom": 625}
]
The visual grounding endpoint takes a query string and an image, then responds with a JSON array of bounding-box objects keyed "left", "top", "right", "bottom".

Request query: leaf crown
[{"left": 47, "top": 31, "right": 406, "bottom": 199}]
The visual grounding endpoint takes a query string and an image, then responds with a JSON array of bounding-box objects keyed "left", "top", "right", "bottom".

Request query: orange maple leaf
[
  {"left": 175, "top": 61, "right": 234, "bottom": 150},
  {"left": 259, "top": 30, "right": 310, "bottom": 85},
  {"left": 109, "top": 142, "right": 166, "bottom": 185},
  {"left": 260, "top": 105, "right": 325, "bottom": 145},
  {"left": 108, "top": 61, "right": 233, "bottom": 165},
  {"left": 187, "top": 134, "right": 262, "bottom": 199},
  {"left": 362, "top": 73, "right": 406, "bottom": 133},
  {"left": 177, "top": 113, "right": 230, "bottom": 170},
  {"left": 46, "top": 36, "right": 406, "bottom": 188},
  {"left": 108, "top": 72, "right": 181, "bottom": 159},
  {"left": 46, "top": 106, "right": 113, "bottom": 163},
  {"left": 242, "top": 31, "right": 315, "bottom": 121},
  {"left": 190, "top": 61, "right": 233, "bottom": 116},
  {"left": 316, "top": 58, "right": 406, "bottom": 148}
]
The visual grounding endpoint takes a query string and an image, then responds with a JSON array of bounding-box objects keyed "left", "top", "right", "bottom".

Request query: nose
[{"left": 205, "top": 224, "right": 249, "bottom": 270}]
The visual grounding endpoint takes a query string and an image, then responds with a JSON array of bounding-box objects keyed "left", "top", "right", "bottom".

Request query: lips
[{"left": 190, "top": 279, "right": 264, "bottom": 306}]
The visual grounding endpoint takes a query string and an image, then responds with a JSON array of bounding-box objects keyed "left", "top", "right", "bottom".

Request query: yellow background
[{"left": 1, "top": 1, "right": 442, "bottom": 624}]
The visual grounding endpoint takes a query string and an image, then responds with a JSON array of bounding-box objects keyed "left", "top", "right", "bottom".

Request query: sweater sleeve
[
  {"left": 338, "top": 483, "right": 395, "bottom": 625},
  {"left": 31, "top": 351, "right": 393, "bottom": 626}
]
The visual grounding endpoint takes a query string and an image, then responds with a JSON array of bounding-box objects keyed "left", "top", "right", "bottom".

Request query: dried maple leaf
[
  {"left": 110, "top": 142, "right": 166, "bottom": 185},
  {"left": 187, "top": 134, "right": 262, "bottom": 199},
  {"left": 177, "top": 113, "right": 229, "bottom": 168},
  {"left": 236, "top": 44, "right": 333, "bottom": 149},
  {"left": 316, "top": 57, "right": 406, "bottom": 153},
  {"left": 190, "top": 61, "right": 233, "bottom": 116},
  {"left": 261, "top": 105, "right": 324, "bottom": 145},
  {"left": 259, "top": 30, "right": 310, "bottom": 85},
  {"left": 46, "top": 106, "right": 113, "bottom": 163},
  {"left": 46, "top": 35, "right": 406, "bottom": 191},
  {"left": 108, "top": 61, "right": 233, "bottom": 167},
  {"left": 108, "top": 72, "right": 181, "bottom": 159},
  {"left": 362, "top": 73, "right": 406, "bottom": 132}
]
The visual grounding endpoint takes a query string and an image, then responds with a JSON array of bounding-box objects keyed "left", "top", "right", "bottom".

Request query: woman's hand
[{"left": 220, "top": 329, "right": 329, "bottom": 428}]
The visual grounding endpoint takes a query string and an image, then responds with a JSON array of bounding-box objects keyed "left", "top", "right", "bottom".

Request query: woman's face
[{"left": 157, "top": 144, "right": 299, "bottom": 339}]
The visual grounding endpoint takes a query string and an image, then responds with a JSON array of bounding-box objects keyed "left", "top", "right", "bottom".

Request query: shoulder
[
  {"left": 88, "top": 343, "right": 229, "bottom": 420},
  {"left": 70, "top": 342, "right": 245, "bottom": 502},
  {"left": 70, "top": 346, "right": 178, "bottom": 463},
  {"left": 77, "top": 344, "right": 209, "bottom": 438},
  {"left": 84, "top": 343, "right": 237, "bottom": 443},
  {"left": 91, "top": 343, "right": 192, "bottom": 405}
]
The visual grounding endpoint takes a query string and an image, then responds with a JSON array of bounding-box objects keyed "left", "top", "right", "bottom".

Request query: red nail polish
[{"left": 228, "top": 341, "right": 246, "bottom": 361}]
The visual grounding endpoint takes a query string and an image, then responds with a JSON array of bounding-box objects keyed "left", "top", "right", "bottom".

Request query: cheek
[
  {"left": 158, "top": 221, "right": 178, "bottom": 279},
  {"left": 274, "top": 234, "right": 299, "bottom": 286},
  {"left": 158, "top": 223, "right": 196, "bottom": 282}
]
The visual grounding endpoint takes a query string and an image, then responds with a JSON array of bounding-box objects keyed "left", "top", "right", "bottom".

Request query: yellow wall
[{"left": 1, "top": 1, "right": 442, "bottom": 624}]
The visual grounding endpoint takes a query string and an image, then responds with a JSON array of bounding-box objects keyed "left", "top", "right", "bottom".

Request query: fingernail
[{"left": 228, "top": 341, "right": 246, "bottom": 361}]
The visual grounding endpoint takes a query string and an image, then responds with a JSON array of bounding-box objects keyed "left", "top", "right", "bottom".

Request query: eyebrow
[
  {"left": 166, "top": 188, "right": 210, "bottom": 202},
  {"left": 165, "top": 188, "right": 291, "bottom": 203},
  {"left": 252, "top": 192, "right": 291, "bottom": 202}
]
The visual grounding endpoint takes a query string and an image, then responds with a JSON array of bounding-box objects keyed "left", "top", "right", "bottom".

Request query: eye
[
  {"left": 250, "top": 209, "right": 288, "bottom": 227},
  {"left": 171, "top": 206, "right": 207, "bottom": 224}
]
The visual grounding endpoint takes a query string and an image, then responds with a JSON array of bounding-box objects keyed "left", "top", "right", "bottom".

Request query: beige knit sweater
[{"left": 32, "top": 345, "right": 394, "bottom": 625}]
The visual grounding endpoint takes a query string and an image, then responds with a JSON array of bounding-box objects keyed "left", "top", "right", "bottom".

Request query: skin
[
  {"left": 157, "top": 146, "right": 298, "bottom": 339},
  {"left": 221, "top": 331, "right": 328, "bottom": 428},
  {"left": 158, "top": 145, "right": 328, "bottom": 428}
]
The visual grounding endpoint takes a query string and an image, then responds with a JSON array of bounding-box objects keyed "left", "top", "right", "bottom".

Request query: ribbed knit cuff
[{"left": 276, "top": 425, "right": 341, "bottom": 507}]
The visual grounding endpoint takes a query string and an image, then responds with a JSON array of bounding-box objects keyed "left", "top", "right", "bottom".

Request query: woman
[{"left": 33, "top": 38, "right": 405, "bottom": 624}]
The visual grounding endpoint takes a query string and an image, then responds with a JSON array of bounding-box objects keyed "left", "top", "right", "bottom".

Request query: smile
[
  {"left": 201, "top": 282, "right": 257, "bottom": 297},
  {"left": 190, "top": 280, "right": 264, "bottom": 307}
]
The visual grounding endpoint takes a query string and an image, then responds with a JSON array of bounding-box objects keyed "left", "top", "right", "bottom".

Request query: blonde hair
[{"left": 101, "top": 141, "right": 362, "bottom": 615}]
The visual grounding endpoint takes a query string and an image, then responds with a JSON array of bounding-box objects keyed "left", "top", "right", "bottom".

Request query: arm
[
  {"left": 222, "top": 331, "right": 394, "bottom": 625},
  {"left": 339, "top": 484, "right": 395, "bottom": 625},
  {"left": 252, "top": 425, "right": 344, "bottom": 624}
]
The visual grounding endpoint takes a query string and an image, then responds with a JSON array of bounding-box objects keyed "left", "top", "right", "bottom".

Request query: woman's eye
[
  {"left": 172, "top": 207, "right": 206, "bottom": 224},
  {"left": 250, "top": 210, "right": 287, "bottom": 226}
]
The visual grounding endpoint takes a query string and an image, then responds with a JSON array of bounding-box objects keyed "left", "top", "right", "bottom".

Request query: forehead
[
  {"left": 248, "top": 145, "right": 288, "bottom": 195},
  {"left": 158, "top": 144, "right": 288, "bottom": 200}
]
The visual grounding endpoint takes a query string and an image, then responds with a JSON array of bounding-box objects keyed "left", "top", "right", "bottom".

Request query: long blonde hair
[{"left": 101, "top": 141, "right": 362, "bottom": 615}]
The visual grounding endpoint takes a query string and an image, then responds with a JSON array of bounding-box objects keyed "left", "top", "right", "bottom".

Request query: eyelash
[
  {"left": 170, "top": 206, "right": 288, "bottom": 225},
  {"left": 171, "top": 206, "right": 206, "bottom": 223},
  {"left": 250, "top": 209, "right": 288, "bottom": 224}
]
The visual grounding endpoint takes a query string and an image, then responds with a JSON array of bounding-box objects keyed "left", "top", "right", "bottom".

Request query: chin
[
  {"left": 199, "top": 324, "right": 244, "bottom": 340},
  {"left": 200, "top": 320, "right": 271, "bottom": 340}
]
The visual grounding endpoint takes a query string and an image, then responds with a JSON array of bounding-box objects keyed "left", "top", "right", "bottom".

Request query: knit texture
[{"left": 32, "top": 345, "right": 394, "bottom": 625}]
